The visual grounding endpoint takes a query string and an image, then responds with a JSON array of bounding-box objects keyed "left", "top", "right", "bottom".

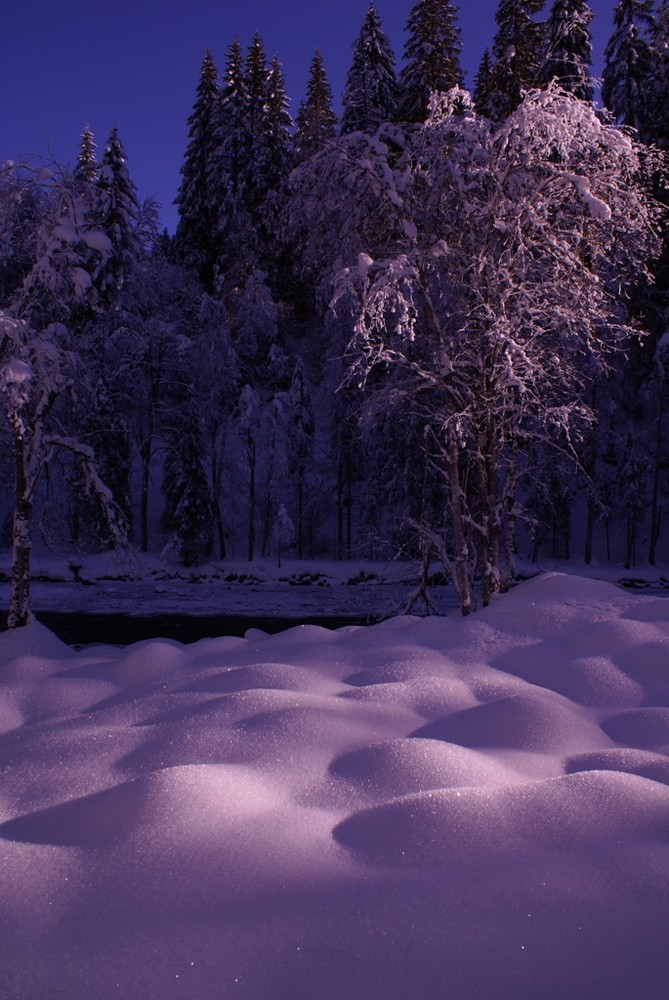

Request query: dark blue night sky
[{"left": 1, "top": 1, "right": 616, "bottom": 231}]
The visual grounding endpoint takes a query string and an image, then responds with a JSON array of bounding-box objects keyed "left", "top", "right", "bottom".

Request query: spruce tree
[
  {"left": 488, "top": 0, "right": 547, "bottom": 119},
  {"left": 161, "top": 415, "right": 213, "bottom": 567},
  {"left": 246, "top": 49, "right": 293, "bottom": 203},
  {"left": 71, "top": 126, "right": 101, "bottom": 305},
  {"left": 74, "top": 126, "right": 98, "bottom": 192},
  {"left": 400, "top": 0, "right": 463, "bottom": 123},
  {"left": 602, "top": 0, "right": 655, "bottom": 136},
  {"left": 216, "top": 39, "right": 248, "bottom": 202},
  {"left": 174, "top": 51, "right": 221, "bottom": 290},
  {"left": 263, "top": 54, "right": 294, "bottom": 214},
  {"left": 295, "top": 50, "right": 338, "bottom": 161},
  {"left": 649, "top": 0, "right": 669, "bottom": 147},
  {"left": 216, "top": 36, "right": 293, "bottom": 287},
  {"left": 341, "top": 4, "right": 398, "bottom": 135},
  {"left": 473, "top": 49, "right": 495, "bottom": 115},
  {"left": 287, "top": 356, "right": 315, "bottom": 558},
  {"left": 214, "top": 38, "right": 254, "bottom": 284},
  {"left": 95, "top": 126, "right": 140, "bottom": 305},
  {"left": 540, "top": 0, "right": 594, "bottom": 100},
  {"left": 245, "top": 32, "right": 271, "bottom": 199}
]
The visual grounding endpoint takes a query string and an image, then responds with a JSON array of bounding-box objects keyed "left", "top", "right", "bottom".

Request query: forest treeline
[{"left": 1, "top": 0, "right": 669, "bottom": 622}]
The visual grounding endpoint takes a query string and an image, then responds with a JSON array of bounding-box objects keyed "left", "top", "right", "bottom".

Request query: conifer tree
[
  {"left": 286, "top": 356, "right": 315, "bottom": 558},
  {"left": 214, "top": 39, "right": 255, "bottom": 283},
  {"left": 96, "top": 127, "right": 140, "bottom": 304},
  {"left": 540, "top": 0, "right": 594, "bottom": 100},
  {"left": 473, "top": 49, "right": 494, "bottom": 115},
  {"left": 216, "top": 39, "right": 248, "bottom": 202},
  {"left": 161, "top": 414, "right": 213, "bottom": 567},
  {"left": 175, "top": 51, "right": 221, "bottom": 290},
  {"left": 400, "top": 0, "right": 463, "bottom": 123},
  {"left": 649, "top": 0, "right": 669, "bottom": 148},
  {"left": 341, "top": 5, "right": 398, "bottom": 134},
  {"left": 216, "top": 36, "right": 293, "bottom": 286},
  {"left": 262, "top": 53, "right": 294, "bottom": 235},
  {"left": 488, "top": 0, "right": 547, "bottom": 119},
  {"left": 245, "top": 32, "right": 271, "bottom": 200},
  {"left": 74, "top": 126, "right": 98, "bottom": 192},
  {"left": 602, "top": 0, "right": 655, "bottom": 136},
  {"left": 78, "top": 126, "right": 141, "bottom": 537},
  {"left": 295, "top": 50, "right": 338, "bottom": 161},
  {"left": 267, "top": 54, "right": 294, "bottom": 165}
]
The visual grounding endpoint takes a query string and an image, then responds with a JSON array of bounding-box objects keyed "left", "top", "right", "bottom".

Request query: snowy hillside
[{"left": 1, "top": 572, "right": 668, "bottom": 999}]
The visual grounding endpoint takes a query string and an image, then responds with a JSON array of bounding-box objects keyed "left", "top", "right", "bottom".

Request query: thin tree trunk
[
  {"left": 483, "top": 448, "right": 500, "bottom": 607},
  {"left": 336, "top": 456, "right": 344, "bottom": 560},
  {"left": 139, "top": 437, "right": 151, "bottom": 553},
  {"left": 584, "top": 427, "right": 597, "bottom": 565},
  {"left": 605, "top": 517, "right": 611, "bottom": 562},
  {"left": 139, "top": 361, "right": 161, "bottom": 553},
  {"left": 502, "top": 445, "right": 518, "bottom": 590},
  {"left": 8, "top": 446, "right": 33, "bottom": 629},
  {"left": 648, "top": 386, "right": 665, "bottom": 566},
  {"left": 247, "top": 440, "right": 256, "bottom": 562},
  {"left": 476, "top": 418, "right": 499, "bottom": 608},
  {"left": 297, "top": 474, "right": 303, "bottom": 561},
  {"left": 447, "top": 438, "right": 472, "bottom": 617},
  {"left": 584, "top": 495, "right": 594, "bottom": 566},
  {"left": 211, "top": 444, "right": 226, "bottom": 560},
  {"left": 345, "top": 454, "right": 352, "bottom": 559}
]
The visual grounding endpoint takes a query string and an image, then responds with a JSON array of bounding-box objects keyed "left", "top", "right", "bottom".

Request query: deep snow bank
[{"left": 0, "top": 573, "right": 668, "bottom": 999}]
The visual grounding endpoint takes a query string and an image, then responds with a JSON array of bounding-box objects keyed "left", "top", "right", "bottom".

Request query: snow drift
[{"left": 0, "top": 573, "right": 668, "bottom": 999}]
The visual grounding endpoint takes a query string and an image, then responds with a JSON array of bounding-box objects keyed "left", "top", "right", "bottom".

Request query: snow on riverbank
[
  {"left": 1, "top": 572, "right": 668, "bottom": 999},
  {"left": 0, "top": 553, "right": 459, "bottom": 622}
]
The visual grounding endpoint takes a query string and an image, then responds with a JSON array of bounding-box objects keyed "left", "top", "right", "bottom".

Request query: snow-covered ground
[
  {"left": 1, "top": 572, "right": 668, "bottom": 998},
  {"left": 0, "top": 553, "right": 461, "bottom": 625},
  {"left": 1, "top": 550, "right": 667, "bottom": 629}
]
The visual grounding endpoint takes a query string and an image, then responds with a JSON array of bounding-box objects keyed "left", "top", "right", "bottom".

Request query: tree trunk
[
  {"left": 584, "top": 495, "right": 594, "bottom": 566},
  {"left": 297, "top": 474, "right": 303, "bottom": 560},
  {"left": 336, "top": 457, "right": 344, "bottom": 560},
  {"left": 648, "top": 385, "right": 665, "bottom": 566},
  {"left": 247, "top": 440, "right": 256, "bottom": 562},
  {"left": 502, "top": 445, "right": 518, "bottom": 590},
  {"left": 482, "top": 448, "right": 500, "bottom": 607},
  {"left": 211, "top": 445, "right": 226, "bottom": 560},
  {"left": 8, "top": 446, "right": 33, "bottom": 629},
  {"left": 447, "top": 438, "right": 472, "bottom": 616},
  {"left": 476, "top": 417, "right": 499, "bottom": 608},
  {"left": 583, "top": 425, "right": 597, "bottom": 565},
  {"left": 139, "top": 361, "right": 161, "bottom": 553},
  {"left": 139, "top": 437, "right": 151, "bottom": 553},
  {"left": 345, "top": 454, "right": 353, "bottom": 559}
]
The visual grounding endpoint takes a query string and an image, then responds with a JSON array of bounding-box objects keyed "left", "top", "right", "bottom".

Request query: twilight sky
[{"left": 1, "top": 0, "right": 617, "bottom": 233}]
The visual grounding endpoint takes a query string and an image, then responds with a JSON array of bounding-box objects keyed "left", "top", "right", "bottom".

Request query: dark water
[{"left": 25, "top": 611, "right": 384, "bottom": 646}]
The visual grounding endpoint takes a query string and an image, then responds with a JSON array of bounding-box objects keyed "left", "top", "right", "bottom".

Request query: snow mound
[
  {"left": 601, "top": 708, "right": 669, "bottom": 749},
  {"left": 565, "top": 747, "right": 669, "bottom": 786},
  {"left": 177, "top": 661, "right": 329, "bottom": 695},
  {"left": 333, "top": 770, "right": 669, "bottom": 868},
  {"left": 496, "top": 647, "right": 644, "bottom": 706},
  {"left": 329, "top": 737, "right": 518, "bottom": 798},
  {"left": 410, "top": 691, "right": 604, "bottom": 752},
  {"left": 339, "top": 673, "right": 476, "bottom": 718},
  {"left": 0, "top": 764, "right": 285, "bottom": 849}
]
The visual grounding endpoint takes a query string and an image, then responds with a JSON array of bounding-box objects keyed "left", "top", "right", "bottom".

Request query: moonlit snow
[{"left": 1, "top": 573, "right": 668, "bottom": 999}]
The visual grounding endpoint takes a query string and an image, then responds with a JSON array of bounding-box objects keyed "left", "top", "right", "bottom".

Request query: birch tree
[
  {"left": 336, "top": 86, "right": 660, "bottom": 612},
  {"left": 0, "top": 313, "right": 125, "bottom": 627}
]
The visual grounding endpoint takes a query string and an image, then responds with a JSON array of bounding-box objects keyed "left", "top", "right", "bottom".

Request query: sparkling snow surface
[{"left": 1, "top": 573, "right": 668, "bottom": 999}]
